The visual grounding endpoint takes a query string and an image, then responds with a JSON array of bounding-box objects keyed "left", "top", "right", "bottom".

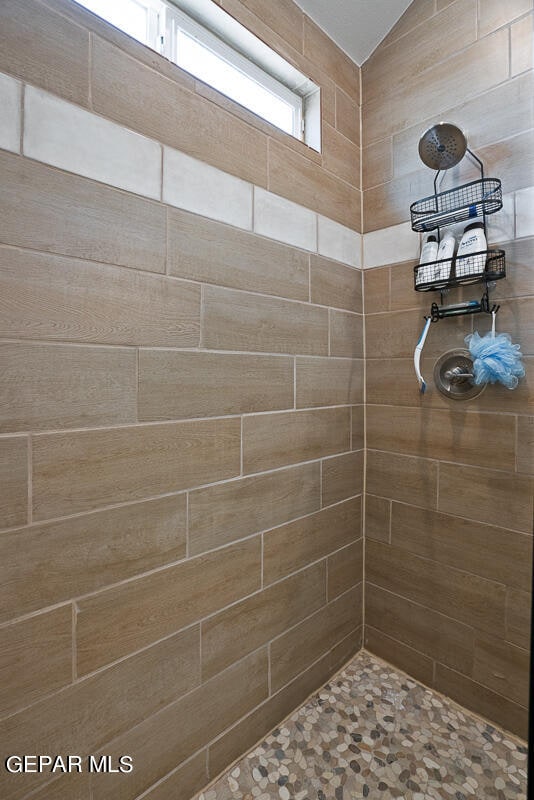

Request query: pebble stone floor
[{"left": 195, "top": 651, "right": 527, "bottom": 800}]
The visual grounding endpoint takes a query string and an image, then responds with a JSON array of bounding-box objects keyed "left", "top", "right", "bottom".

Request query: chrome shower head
[{"left": 418, "top": 122, "right": 467, "bottom": 170}]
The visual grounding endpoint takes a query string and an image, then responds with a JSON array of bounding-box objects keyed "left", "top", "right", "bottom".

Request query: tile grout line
[
  {"left": 19, "top": 81, "right": 25, "bottom": 154},
  {"left": 27, "top": 433, "right": 32, "bottom": 526},
  {"left": 87, "top": 32, "right": 93, "bottom": 109}
]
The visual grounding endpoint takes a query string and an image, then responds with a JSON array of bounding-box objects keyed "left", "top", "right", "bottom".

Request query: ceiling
[{"left": 292, "top": 0, "right": 414, "bottom": 65}]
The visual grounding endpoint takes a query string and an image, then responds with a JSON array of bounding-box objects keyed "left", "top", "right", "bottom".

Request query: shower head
[{"left": 418, "top": 122, "right": 467, "bottom": 170}]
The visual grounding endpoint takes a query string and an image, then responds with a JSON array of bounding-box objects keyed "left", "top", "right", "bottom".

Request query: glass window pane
[
  {"left": 75, "top": 0, "right": 149, "bottom": 44},
  {"left": 177, "top": 31, "right": 295, "bottom": 135}
]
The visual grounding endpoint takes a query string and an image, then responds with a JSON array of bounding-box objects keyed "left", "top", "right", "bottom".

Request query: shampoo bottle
[
  {"left": 457, "top": 222, "right": 486, "bottom": 278},
  {"left": 417, "top": 234, "right": 438, "bottom": 285},
  {"left": 435, "top": 230, "right": 455, "bottom": 282}
]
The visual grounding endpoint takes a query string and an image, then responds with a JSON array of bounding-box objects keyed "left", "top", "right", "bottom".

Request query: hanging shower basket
[{"left": 410, "top": 178, "right": 503, "bottom": 232}]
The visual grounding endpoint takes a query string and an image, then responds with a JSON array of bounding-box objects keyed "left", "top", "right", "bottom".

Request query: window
[{"left": 75, "top": 0, "right": 320, "bottom": 148}]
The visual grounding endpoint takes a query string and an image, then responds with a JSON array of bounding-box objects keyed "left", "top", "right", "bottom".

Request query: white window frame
[
  {"left": 163, "top": 5, "right": 303, "bottom": 138},
  {"left": 74, "top": 0, "right": 319, "bottom": 147}
]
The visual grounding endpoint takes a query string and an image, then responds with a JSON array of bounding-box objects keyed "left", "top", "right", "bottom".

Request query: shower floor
[{"left": 195, "top": 651, "right": 527, "bottom": 800}]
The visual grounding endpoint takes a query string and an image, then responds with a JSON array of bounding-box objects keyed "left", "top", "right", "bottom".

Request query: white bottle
[
  {"left": 457, "top": 222, "right": 486, "bottom": 278},
  {"left": 417, "top": 234, "right": 438, "bottom": 286},
  {"left": 435, "top": 230, "right": 455, "bottom": 283}
]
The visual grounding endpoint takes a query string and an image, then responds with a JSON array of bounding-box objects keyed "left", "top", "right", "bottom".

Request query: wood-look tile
[
  {"left": 76, "top": 537, "right": 260, "bottom": 675},
  {"left": 377, "top": 0, "right": 437, "bottom": 50},
  {"left": 0, "top": 606, "right": 72, "bottom": 717},
  {"left": 478, "top": 0, "right": 532, "bottom": 37},
  {"left": 45, "top": 0, "right": 195, "bottom": 88},
  {"left": 0, "top": 0, "right": 89, "bottom": 105},
  {"left": 366, "top": 356, "right": 534, "bottom": 415},
  {"left": 438, "top": 463, "right": 534, "bottom": 533},
  {"left": 322, "top": 123, "right": 360, "bottom": 187},
  {"left": 329, "top": 310, "right": 364, "bottom": 358},
  {"left": 365, "top": 494, "right": 391, "bottom": 542},
  {"left": 366, "top": 583, "right": 474, "bottom": 675},
  {"left": 138, "top": 350, "right": 293, "bottom": 421},
  {"left": 218, "top": 0, "right": 304, "bottom": 72},
  {"left": 0, "top": 343, "right": 137, "bottom": 433},
  {"left": 392, "top": 73, "right": 534, "bottom": 180},
  {"left": 296, "top": 357, "right": 363, "bottom": 408},
  {"left": 329, "top": 627, "right": 363, "bottom": 673},
  {"left": 23, "top": 773, "right": 91, "bottom": 800},
  {"left": 364, "top": 0, "right": 477, "bottom": 108},
  {"left": 268, "top": 140, "right": 361, "bottom": 231},
  {"left": 235, "top": 0, "right": 304, "bottom": 53},
  {"left": 189, "top": 462, "right": 320, "bottom": 556},
  {"left": 363, "top": 267, "right": 389, "bottom": 314},
  {"left": 0, "top": 437, "right": 27, "bottom": 530},
  {"left": 366, "top": 450, "right": 437, "bottom": 509},
  {"left": 270, "top": 585, "right": 363, "bottom": 691},
  {"left": 335, "top": 87, "right": 360, "bottom": 146},
  {"left": 389, "top": 260, "right": 432, "bottom": 312},
  {"left": 202, "top": 561, "right": 326, "bottom": 680},
  {"left": 243, "top": 407, "right": 350, "bottom": 474},
  {"left": 32, "top": 418, "right": 240, "bottom": 520},
  {"left": 0, "top": 626, "right": 201, "bottom": 800},
  {"left": 492, "top": 237, "right": 534, "bottom": 301},
  {"left": 91, "top": 38, "right": 268, "bottom": 187},
  {"left": 0, "top": 495, "right": 187, "bottom": 624},
  {"left": 517, "top": 417, "right": 534, "bottom": 475},
  {"left": 0, "top": 152, "right": 166, "bottom": 272},
  {"left": 167, "top": 208, "right": 309, "bottom": 301},
  {"left": 0, "top": 247, "right": 200, "bottom": 348},
  {"left": 479, "top": 130, "right": 534, "bottom": 195},
  {"left": 473, "top": 634, "right": 529, "bottom": 706},
  {"left": 434, "top": 663, "right": 528, "bottom": 739},
  {"left": 506, "top": 588, "right": 531, "bottom": 649},
  {"left": 367, "top": 539, "right": 506, "bottom": 637},
  {"left": 327, "top": 539, "right": 363, "bottom": 600},
  {"left": 208, "top": 646, "right": 342, "bottom": 781},
  {"left": 202, "top": 285, "right": 328, "bottom": 355},
  {"left": 263, "top": 496, "right": 361, "bottom": 584},
  {"left": 139, "top": 751, "right": 208, "bottom": 800},
  {"left": 363, "top": 29, "right": 509, "bottom": 145},
  {"left": 363, "top": 167, "right": 434, "bottom": 231},
  {"left": 476, "top": 296, "right": 534, "bottom": 356},
  {"left": 322, "top": 450, "right": 363, "bottom": 507},
  {"left": 362, "top": 139, "right": 393, "bottom": 190},
  {"left": 90, "top": 649, "right": 268, "bottom": 800},
  {"left": 391, "top": 502, "right": 532, "bottom": 591},
  {"left": 366, "top": 405, "right": 516, "bottom": 470},
  {"left": 365, "top": 308, "right": 471, "bottom": 359},
  {"left": 351, "top": 405, "right": 364, "bottom": 450},
  {"left": 303, "top": 18, "right": 359, "bottom": 103},
  {"left": 511, "top": 13, "right": 534, "bottom": 75},
  {"left": 310, "top": 255, "right": 362, "bottom": 312},
  {"left": 364, "top": 625, "right": 434, "bottom": 688}
]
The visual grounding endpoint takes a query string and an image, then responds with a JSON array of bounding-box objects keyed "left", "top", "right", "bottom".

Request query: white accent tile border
[
  {"left": 515, "top": 186, "right": 534, "bottom": 239},
  {"left": 318, "top": 216, "right": 361, "bottom": 268},
  {"left": 23, "top": 86, "right": 162, "bottom": 199},
  {"left": 163, "top": 147, "right": 253, "bottom": 230},
  {"left": 487, "top": 192, "right": 515, "bottom": 244},
  {"left": 0, "top": 73, "right": 21, "bottom": 154},
  {"left": 254, "top": 187, "right": 317, "bottom": 251},
  {"left": 362, "top": 221, "right": 420, "bottom": 269},
  {"left": 6, "top": 75, "right": 363, "bottom": 268}
]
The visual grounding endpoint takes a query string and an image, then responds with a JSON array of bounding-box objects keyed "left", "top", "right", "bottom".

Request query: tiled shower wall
[
  {"left": 362, "top": 0, "right": 534, "bottom": 739},
  {"left": 0, "top": 1, "right": 364, "bottom": 799}
]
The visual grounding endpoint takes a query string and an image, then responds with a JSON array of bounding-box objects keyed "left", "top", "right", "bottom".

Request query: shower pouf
[{"left": 465, "top": 330, "right": 525, "bottom": 389}]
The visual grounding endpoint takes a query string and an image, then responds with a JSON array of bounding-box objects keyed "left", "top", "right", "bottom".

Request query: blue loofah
[{"left": 465, "top": 330, "right": 525, "bottom": 389}]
